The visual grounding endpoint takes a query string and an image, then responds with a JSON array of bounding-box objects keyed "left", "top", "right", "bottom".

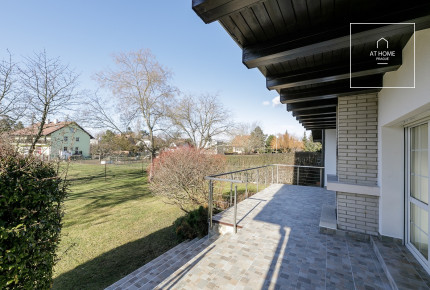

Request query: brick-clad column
[
  {"left": 336, "top": 192, "right": 379, "bottom": 235},
  {"left": 336, "top": 94, "right": 379, "bottom": 236},
  {"left": 338, "top": 95, "right": 378, "bottom": 186}
]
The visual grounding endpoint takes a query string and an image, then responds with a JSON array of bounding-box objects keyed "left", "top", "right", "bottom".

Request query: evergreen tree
[{"left": 249, "top": 126, "right": 266, "bottom": 153}]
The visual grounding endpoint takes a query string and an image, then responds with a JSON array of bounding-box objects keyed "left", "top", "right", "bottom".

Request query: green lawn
[{"left": 52, "top": 162, "right": 185, "bottom": 290}]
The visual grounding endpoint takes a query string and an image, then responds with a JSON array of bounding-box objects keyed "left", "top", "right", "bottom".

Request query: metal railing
[{"left": 205, "top": 164, "right": 324, "bottom": 234}]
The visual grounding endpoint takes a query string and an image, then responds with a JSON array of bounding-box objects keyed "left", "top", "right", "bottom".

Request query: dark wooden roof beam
[
  {"left": 192, "top": 0, "right": 263, "bottom": 24},
  {"left": 267, "top": 57, "right": 401, "bottom": 90},
  {"left": 291, "top": 107, "right": 336, "bottom": 117},
  {"left": 287, "top": 99, "right": 337, "bottom": 112},
  {"left": 303, "top": 125, "right": 336, "bottom": 130},
  {"left": 243, "top": 2, "right": 430, "bottom": 68},
  {"left": 296, "top": 115, "right": 337, "bottom": 122},
  {"left": 300, "top": 121, "right": 337, "bottom": 126},
  {"left": 280, "top": 75, "right": 383, "bottom": 104}
]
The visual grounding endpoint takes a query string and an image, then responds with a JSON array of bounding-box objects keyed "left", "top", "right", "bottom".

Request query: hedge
[
  {"left": 226, "top": 152, "right": 322, "bottom": 169},
  {"left": 0, "top": 146, "right": 67, "bottom": 289}
]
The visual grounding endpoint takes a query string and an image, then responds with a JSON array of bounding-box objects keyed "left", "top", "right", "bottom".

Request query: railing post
[
  {"left": 265, "top": 167, "right": 267, "bottom": 186},
  {"left": 271, "top": 166, "right": 274, "bottom": 184},
  {"left": 245, "top": 172, "right": 248, "bottom": 198},
  {"left": 230, "top": 174, "right": 233, "bottom": 206},
  {"left": 297, "top": 167, "right": 300, "bottom": 185},
  {"left": 209, "top": 180, "right": 213, "bottom": 229},
  {"left": 234, "top": 185, "right": 237, "bottom": 234},
  {"left": 320, "top": 168, "right": 323, "bottom": 188},
  {"left": 257, "top": 168, "right": 259, "bottom": 192},
  {"left": 277, "top": 165, "right": 279, "bottom": 184}
]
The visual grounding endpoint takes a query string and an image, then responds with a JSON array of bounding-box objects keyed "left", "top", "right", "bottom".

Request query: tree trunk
[{"left": 29, "top": 110, "right": 48, "bottom": 155}]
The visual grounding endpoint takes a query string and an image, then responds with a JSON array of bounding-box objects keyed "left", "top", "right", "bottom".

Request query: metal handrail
[{"left": 206, "top": 164, "right": 325, "bottom": 234}]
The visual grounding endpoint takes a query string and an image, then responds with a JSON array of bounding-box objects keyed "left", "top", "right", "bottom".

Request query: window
[
  {"left": 75, "top": 147, "right": 79, "bottom": 151},
  {"left": 407, "top": 122, "right": 430, "bottom": 272},
  {"left": 76, "top": 137, "right": 80, "bottom": 142},
  {"left": 63, "top": 147, "right": 67, "bottom": 151},
  {"left": 64, "top": 136, "right": 68, "bottom": 142}
]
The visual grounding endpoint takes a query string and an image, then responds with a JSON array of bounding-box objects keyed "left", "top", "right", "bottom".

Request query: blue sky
[{"left": 1, "top": 0, "right": 306, "bottom": 137}]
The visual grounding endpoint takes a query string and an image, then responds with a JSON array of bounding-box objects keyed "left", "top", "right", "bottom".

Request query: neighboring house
[
  {"left": 12, "top": 120, "right": 93, "bottom": 160},
  {"left": 230, "top": 135, "right": 250, "bottom": 154},
  {"left": 204, "top": 140, "right": 227, "bottom": 154},
  {"left": 135, "top": 136, "right": 151, "bottom": 150},
  {"left": 193, "top": 1, "right": 430, "bottom": 275}
]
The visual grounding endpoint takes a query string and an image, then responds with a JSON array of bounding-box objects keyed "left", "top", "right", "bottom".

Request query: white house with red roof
[{"left": 12, "top": 120, "right": 93, "bottom": 160}]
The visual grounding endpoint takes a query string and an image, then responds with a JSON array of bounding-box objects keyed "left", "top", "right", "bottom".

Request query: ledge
[{"left": 327, "top": 174, "right": 380, "bottom": 197}]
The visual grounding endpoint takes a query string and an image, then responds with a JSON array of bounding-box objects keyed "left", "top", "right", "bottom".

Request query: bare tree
[
  {"left": 80, "top": 92, "right": 129, "bottom": 134},
  {"left": 20, "top": 50, "right": 79, "bottom": 154},
  {"left": 95, "top": 49, "right": 176, "bottom": 158},
  {"left": 0, "top": 50, "right": 24, "bottom": 123},
  {"left": 169, "top": 93, "right": 234, "bottom": 149}
]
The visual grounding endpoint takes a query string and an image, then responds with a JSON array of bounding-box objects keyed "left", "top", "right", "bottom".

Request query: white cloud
[
  {"left": 271, "top": 96, "right": 281, "bottom": 107},
  {"left": 262, "top": 101, "right": 270, "bottom": 106}
]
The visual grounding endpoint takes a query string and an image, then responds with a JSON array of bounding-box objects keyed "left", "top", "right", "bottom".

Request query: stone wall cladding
[
  {"left": 337, "top": 191, "right": 379, "bottom": 235},
  {"left": 337, "top": 94, "right": 378, "bottom": 186}
]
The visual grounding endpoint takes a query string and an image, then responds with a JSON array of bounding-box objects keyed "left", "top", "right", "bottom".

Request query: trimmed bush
[
  {"left": 174, "top": 206, "right": 209, "bottom": 241},
  {"left": 0, "top": 145, "right": 67, "bottom": 289},
  {"left": 149, "top": 147, "right": 226, "bottom": 213}
]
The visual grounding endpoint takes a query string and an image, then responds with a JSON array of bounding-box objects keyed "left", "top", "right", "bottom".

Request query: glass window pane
[
  {"left": 411, "top": 174, "right": 420, "bottom": 200},
  {"left": 420, "top": 123, "right": 428, "bottom": 149},
  {"left": 412, "top": 127, "right": 419, "bottom": 149},
  {"left": 411, "top": 151, "right": 419, "bottom": 174},
  {"left": 422, "top": 151, "right": 429, "bottom": 176},
  {"left": 421, "top": 205, "right": 429, "bottom": 234},
  {"left": 411, "top": 224, "right": 419, "bottom": 249},
  {"left": 421, "top": 177, "right": 429, "bottom": 205},
  {"left": 411, "top": 203, "right": 429, "bottom": 233},
  {"left": 420, "top": 230, "right": 429, "bottom": 259}
]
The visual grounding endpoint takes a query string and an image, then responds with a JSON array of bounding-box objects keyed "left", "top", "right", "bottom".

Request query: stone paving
[
  {"left": 157, "top": 184, "right": 391, "bottom": 289},
  {"left": 371, "top": 237, "right": 430, "bottom": 289},
  {"left": 109, "top": 184, "right": 392, "bottom": 289}
]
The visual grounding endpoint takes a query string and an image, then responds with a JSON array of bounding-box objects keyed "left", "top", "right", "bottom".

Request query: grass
[{"left": 52, "top": 162, "right": 185, "bottom": 290}]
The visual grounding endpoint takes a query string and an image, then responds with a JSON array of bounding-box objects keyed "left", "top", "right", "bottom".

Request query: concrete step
[
  {"left": 371, "top": 237, "right": 430, "bottom": 290},
  {"left": 143, "top": 235, "right": 220, "bottom": 289},
  {"left": 155, "top": 234, "right": 229, "bottom": 289},
  {"left": 106, "top": 234, "right": 220, "bottom": 290},
  {"left": 319, "top": 204, "right": 337, "bottom": 234},
  {"left": 105, "top": 238, "right": 198, "bottom": 290}
]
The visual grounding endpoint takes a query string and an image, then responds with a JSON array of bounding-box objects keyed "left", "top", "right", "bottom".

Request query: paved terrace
[{"left": 109, "top": 184, "right": 391, "bottom": 289}]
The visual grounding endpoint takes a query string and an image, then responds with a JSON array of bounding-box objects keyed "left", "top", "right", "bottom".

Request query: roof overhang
[{"left": 193, "top": 0, "right": 430, "bottom": 130}]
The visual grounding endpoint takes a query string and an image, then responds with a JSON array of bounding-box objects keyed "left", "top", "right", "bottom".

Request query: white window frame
[{"left": 406, "top": 120, "right": 430, "bottom": 273}]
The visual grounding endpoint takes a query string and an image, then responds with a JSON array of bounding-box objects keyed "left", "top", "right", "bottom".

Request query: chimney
[
  {"left": 54, "top": 119, "right": 59, "bottom": 124},
  {"left": 47, "top": 119, "right": 50, "bottom": 124}
]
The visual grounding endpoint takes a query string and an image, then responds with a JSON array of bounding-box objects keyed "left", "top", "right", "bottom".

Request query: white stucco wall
[
  {"left": 378, "top": 28, "right": 430, "bottom": 239},
  {"left": 324, "top": 129, "right": 337, "bottom": 185}
]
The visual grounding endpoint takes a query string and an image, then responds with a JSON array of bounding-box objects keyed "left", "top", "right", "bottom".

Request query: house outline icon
[{"left": 377, "top": 37, "right": 389, "bottom": 49}]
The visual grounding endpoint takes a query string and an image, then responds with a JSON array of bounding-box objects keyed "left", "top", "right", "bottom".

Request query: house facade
[
  {"left": 13, "top": 120, "right": 93, "bottom": 160},
  {"left": 193, "top": 0, "right": 430, "bottom": 274}
]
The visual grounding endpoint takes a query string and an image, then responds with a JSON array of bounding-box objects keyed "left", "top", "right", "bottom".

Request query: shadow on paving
[
  {"left": 250, "top": 186, "right": 389, "bottom": 289},
  {"left": 53, "top": 225, "right": 179, "bottom": 290}
]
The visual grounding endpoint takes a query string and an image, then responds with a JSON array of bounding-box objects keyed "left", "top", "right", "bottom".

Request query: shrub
[
  {"left": 149, "top": 146, "right": 226, "bottom": 213},
  {"left": 0, "top": 145, "right": 67, "bottom": 289},
  {"left": 174, "top": 206, "right": 209, "bottom": 241}
]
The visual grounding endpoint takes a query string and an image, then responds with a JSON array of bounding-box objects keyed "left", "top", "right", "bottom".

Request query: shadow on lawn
[
  {"left": 53, "top": 224, "right": 180, "bottom": 290},
  {"left": 63, "top": 180, "right": 152, "bottom": 228},
  {"left": 67, "top": 172, "right": 149, "bottom": 209}
]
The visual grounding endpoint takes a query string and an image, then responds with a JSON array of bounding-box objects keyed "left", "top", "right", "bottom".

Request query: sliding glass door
[{"left": 408, "top": 122, "right": 430, "bottom": 269}]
